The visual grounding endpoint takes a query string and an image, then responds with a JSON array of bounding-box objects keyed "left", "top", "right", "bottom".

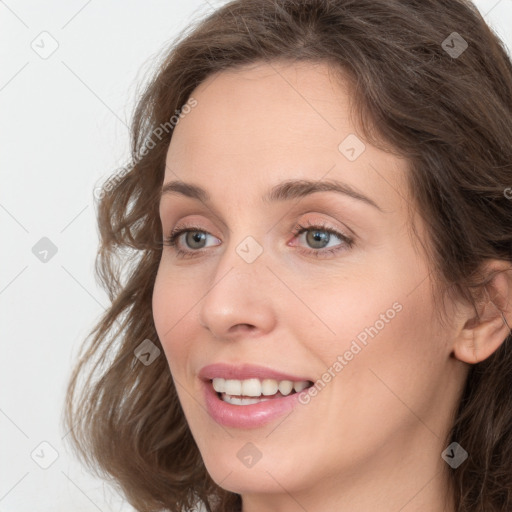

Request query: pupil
[
  {"left": 187, "top": 231, "right": 206, "bottom": 248},
  {"left": 307, "top": 229, "right": 329, "bottom": 249}
]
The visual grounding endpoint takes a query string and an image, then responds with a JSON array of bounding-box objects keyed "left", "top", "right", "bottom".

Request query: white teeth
[
  {"left": 224, "top": 379, "right": 242, "bottom": 395},
  {"left": 242, "top": 378, "right": 261, "bottom": 397},
  {"left": 293, "top": 381, "right": 309, "bottom": 392},
  {"left": 278, "top": 380, "right": 294, "bottom": 395},
  {"left": 211, "top": 377, "right": 310, "bottom": 398},
  {"left": 261, "top": 379, "right": 279, "bottom": 396},
  {"left": 221, "top": 393, "right": 271, "bottom": 406},
  {"left": 212, "top": 378, "right": 225, "bottom": 393}
]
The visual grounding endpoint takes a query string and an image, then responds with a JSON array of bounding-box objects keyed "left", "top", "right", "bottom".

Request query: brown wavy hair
[{"left": 63, "top": 0, "right": 512, "bottom": 510}]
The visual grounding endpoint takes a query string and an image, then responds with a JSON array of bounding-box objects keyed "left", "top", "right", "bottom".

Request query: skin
[{"left": 152, "top": 61, "right": 512, "bottom": 512}]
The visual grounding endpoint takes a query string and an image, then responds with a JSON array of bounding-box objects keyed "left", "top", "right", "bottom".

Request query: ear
[{"left": 453, "top": 260, "right": 512, "bottom": 364}]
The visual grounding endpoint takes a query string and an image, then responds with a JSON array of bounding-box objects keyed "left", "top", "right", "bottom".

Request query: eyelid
[
  {"left": 288, "top": 220, "right": 354, "bottom": 255},
  {"left": 163, "top": 216, "right": 355, "bottom": 258},
  {"left": 165, "top": 223, "right": 221, "bottom": 246}
]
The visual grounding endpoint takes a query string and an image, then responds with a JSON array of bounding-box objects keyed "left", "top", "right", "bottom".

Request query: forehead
[
  {"left": 163, "top": 61, "right": 408, "bottom": 211},
  {"left": 167, "top": 61, "right": 350, "bottom": 158}
]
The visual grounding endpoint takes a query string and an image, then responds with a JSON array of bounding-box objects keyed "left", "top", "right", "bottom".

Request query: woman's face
[{"left": 153, "top": 61, "right": 466, "bottom": 509}]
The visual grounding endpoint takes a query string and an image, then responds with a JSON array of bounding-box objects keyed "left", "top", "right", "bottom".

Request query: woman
[{"left": 64, "top": 0, "right": 512, "bottom": 510}]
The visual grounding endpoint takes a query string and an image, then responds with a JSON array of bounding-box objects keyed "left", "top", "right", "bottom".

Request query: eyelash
[{"left": 163, "top": 219, "right": 354, "bottom": 259}]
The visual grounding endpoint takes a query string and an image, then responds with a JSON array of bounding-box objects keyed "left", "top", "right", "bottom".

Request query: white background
[{"left": 1, "top": 0, "right": 511, "bottom": 510}]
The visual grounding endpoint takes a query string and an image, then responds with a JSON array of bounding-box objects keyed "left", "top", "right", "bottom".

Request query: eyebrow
[{"left": 160, "top": 178, "right": 383, "bottom": 211}]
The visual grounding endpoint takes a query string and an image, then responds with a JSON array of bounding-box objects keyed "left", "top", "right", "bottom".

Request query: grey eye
[
  {"left": 305, "top": 229, "right": 331, "bottom": 249},
  {"left": 185, "top": 231, "right": 208, "bottom": 249}
]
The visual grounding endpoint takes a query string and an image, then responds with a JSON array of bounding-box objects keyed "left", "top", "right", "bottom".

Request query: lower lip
[{"left": 202, "top": 380, "right": 309, "bottom": 429}]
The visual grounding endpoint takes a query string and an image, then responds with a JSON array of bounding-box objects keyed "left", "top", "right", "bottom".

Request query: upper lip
[{"left": 199, "top": 363, "right": 312, "bottom": 383}]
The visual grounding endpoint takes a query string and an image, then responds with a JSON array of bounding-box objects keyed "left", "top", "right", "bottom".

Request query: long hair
[{"left": 63, "top": 1, "right": 512, "bottom": 510}]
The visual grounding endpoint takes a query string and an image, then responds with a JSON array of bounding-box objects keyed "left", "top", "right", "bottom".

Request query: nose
[{"left": 198, "top": 239, "right": 278, "bottom": 341}]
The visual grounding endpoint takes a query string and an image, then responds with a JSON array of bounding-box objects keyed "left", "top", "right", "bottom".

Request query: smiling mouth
[{"left": 211, "top": 377, "right": 314, "bottom": 405}]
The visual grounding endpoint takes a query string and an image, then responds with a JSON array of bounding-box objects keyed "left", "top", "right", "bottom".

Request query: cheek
[
  {"left": 288, "top": 267, "right": 401, "bottom": 362},
  {"left": 152, "top": 264, "right": 198, "bottom": 373},
  {"left": 324, "top": 284, "right": 444, "bottom": 440},
  {"left": 300, "top": 257, "right": 443, "bottom": 403}
]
